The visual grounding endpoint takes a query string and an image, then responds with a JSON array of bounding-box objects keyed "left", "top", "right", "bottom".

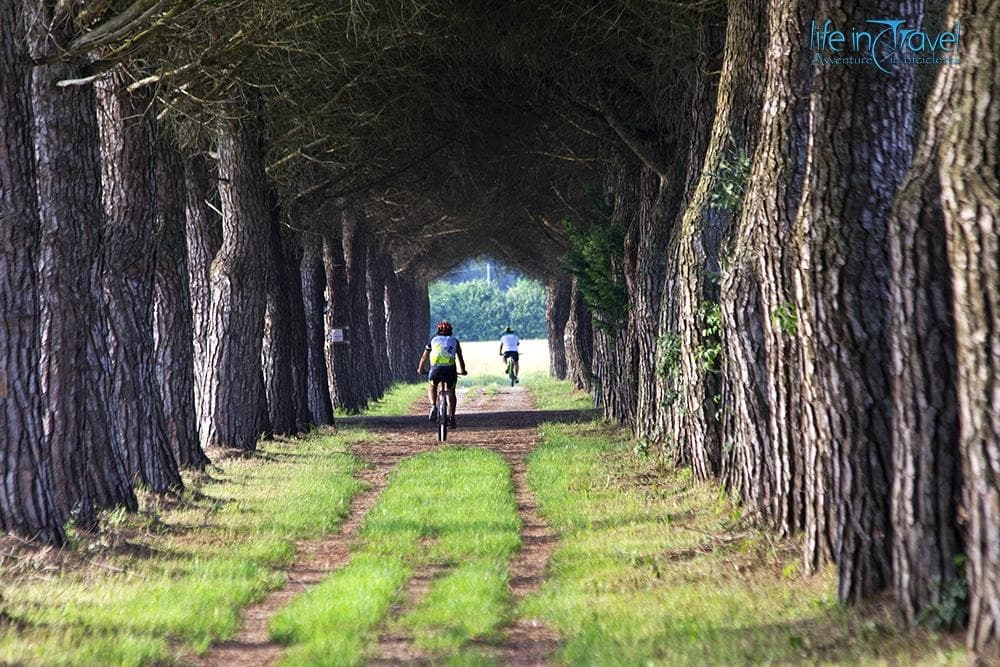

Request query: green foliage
[
  {"left": 697, "top": 302, "right": 723, "bottom": 374},
  {"left": 429, "top": 276, "right": 547, "bottom": 341},
  {"left": 772, "top": 301, "right": 798, "bottom": 337},
  {"left": 657, "top": 331, "right": 683, "bottom": 408},
  {"left": 562, "top": 191, "right": 630, "bottom": 334},
  {"left": 917, "top": 557, "right": 969, "bottom": 631},
  {"left": 707, "top": 136, "right": 752, "bottom": 212}
]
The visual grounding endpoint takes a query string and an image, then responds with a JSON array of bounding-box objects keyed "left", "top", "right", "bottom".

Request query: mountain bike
[
  {"left": 504, "top": 354, "right": 519, "bottom": 386},
  {"left": 427, "top": 370, "right": 467, "bottom": 442}
]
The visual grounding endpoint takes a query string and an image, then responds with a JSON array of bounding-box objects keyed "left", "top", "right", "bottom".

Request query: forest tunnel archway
[{"left": 2, "top": 0, "right": 999, "bottom": 656}]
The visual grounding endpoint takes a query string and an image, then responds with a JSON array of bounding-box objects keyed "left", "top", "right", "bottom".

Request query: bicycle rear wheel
[{"left": 437, "top": 390, "right": 448, "bottom": 441}]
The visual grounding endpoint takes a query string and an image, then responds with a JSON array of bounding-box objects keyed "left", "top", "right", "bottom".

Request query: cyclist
[
  {"left": 416, "top": 320, "right": 468, "bottom": 426},
  {"left": 499, "top": 326, "right": 520, "bottom": 383}
]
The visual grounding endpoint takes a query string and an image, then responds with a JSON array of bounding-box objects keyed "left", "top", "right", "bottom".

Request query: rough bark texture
[
  {"left": 385, "top": 267, "right": 413, "bottom": 383},
  {"left": 794, "top": 0, "right": 919, "bottom": 601},
  {"left": 301, "top": 232, "right": 335, "bottom": 425},
  {"left": 546, "top": 277, "right": 571, "bottom": 379},
  {"left": 0, "top": 0, "right": 64, "bottom": 544},
  {"left": 154, "top": 135, "right": 208, "bottom": 470},
  {"left": 367, "top": 240, "right": 394, "bottom": 394},
  {"left": 282, "top": 229, "right": 312, "bottom": 430},
  {"left": 324, "top": 219, "right": 363, "bottom": 411},
  {"left": 28, "top": 3, "right": 136, "bottom": 520},
  {"left": 887, "top": 26, "right": 963, "bottom": 626},
  {"left": 667, "top": 0, "right": 767, "bottom": 480},
  {"left": 202, "top": 104, "right": 270, "bottom": 450},
  {"left": 936, "top": 0, "right": 1000, "bottom": 655},
  {"left": 563, "top": 277, "right": 593, "bottom": 391},
  {"left": 263, "top": 205, "right": 298, "bottom": 436},
  {"left": 184, "top": 154, "right": 222, "bottom": 443},
  {"left": 720, "top": 0, "right": 814, "bottom": 536},
  {"left": 97, "top": 71, "right": 182, "bottom": 492}
]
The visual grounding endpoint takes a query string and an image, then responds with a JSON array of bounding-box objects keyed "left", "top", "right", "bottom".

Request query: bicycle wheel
[{"left": 437, "top": 390, "right": 448, "bottom": 441}]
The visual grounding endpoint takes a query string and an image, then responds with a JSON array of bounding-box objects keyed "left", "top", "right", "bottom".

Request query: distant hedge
[{"left": 429, "top": 278, "right": 547, "bottom": 341}]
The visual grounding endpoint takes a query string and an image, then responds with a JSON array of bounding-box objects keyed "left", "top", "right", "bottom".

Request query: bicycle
[
  {"left": 504, "top": 353, "right": 520, "bottom": 386},
  {"left": 427, "top": 370, "right": 468, "bottom": 442}
]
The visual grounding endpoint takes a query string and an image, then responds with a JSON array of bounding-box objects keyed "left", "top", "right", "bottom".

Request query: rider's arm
[
  {"left": 416, "top": 348, "right": 430, "bottom": 374},
  {"left": 456, "top": 342, "right": 468, "bottom": 374},
  {"left": 499, "top": 341, "right": 503, "bottom": 355}
]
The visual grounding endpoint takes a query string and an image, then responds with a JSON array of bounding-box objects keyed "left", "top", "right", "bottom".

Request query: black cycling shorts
[
  {"left": 429, "top": 365, "right": 458, "bottom": 388},
  {"left": 503, "top": 351, "right": 519, "bottom": 362}
]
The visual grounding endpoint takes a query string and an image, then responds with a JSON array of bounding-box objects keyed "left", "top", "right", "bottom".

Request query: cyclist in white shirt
[{"left": 499, "top": 327, "right": 520, "bottom": 383}]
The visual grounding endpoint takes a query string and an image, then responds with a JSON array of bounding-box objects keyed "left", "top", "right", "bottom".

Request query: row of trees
[
  {"left": 0, "top": 0, "right": 997, "bottom": 659},
  {"left": 534, "top": 0, "right": 998, "bottom": 658}
]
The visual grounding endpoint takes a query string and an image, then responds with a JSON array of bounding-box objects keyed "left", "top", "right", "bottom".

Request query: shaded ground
[{"left": 193, "top": 385, "right": 592, "bottom": 666}]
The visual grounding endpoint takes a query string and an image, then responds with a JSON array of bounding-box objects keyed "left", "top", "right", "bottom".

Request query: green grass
[
  {"left": 345, "top": 381, "right": 428, "bottom": 417},
  {"left": 270, "top": 447, "right": 520, "bottom": 665},
  {"left": 522, "top": 372, "right": 593, "bottom": 411},
  {"left": 0, "top": 430, "right": 370, "bottom": 665},
  {"left": 522, "top": 423, "right": 965, "bottom": 666}
]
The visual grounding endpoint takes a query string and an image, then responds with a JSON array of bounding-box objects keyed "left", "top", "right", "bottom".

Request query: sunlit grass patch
[
  {"left": 0, "top": 431, "right": 368, "bottom": 664},
  {"left": 523, "top": 423, "right": 965, "bottom": 666},
  {"left": 271, "top": 447, "right": 520, "bottom": 664},
  {"left": 350, "top": 381, "right": 428, "bottom": 417},
  {"left": 522, "top": 372, "right": 593, "bottom": 411}
]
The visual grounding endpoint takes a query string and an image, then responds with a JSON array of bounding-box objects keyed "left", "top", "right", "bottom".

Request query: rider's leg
[
  {"left": 428, "top": 382, "right": 437, "bottom": 407},
  {"left": 448, "top": 385, "right": 457, "bottom": 416}
]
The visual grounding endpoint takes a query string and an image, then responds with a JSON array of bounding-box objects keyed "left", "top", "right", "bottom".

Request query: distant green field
[{"left": 458, "top": 338, "right": 549, "bottom": 376}]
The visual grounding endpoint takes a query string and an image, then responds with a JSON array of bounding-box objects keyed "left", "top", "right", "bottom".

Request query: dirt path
[
  {"left": 367, "top": 385, "right": 564, "bottom": 666},
  {"left": 192, "top": 386, "right": 590, "bottom": 666}
]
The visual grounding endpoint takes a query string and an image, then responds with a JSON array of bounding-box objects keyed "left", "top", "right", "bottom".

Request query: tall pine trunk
[
  {"left": 935, "top": 0, "right": 1000, "bottom": 654},
  {"left": 367, "top": 240, "right": 394, "bottom": 395},
  {"left": 546, "top": 277, "right": 571, "bottom": 379},
  {"left": 184, "top": 154, "right": 222, "bottom": 442},
  {"left": 301, "top": 232, "right": 334, "bottom": 425},
  {"left": 27, "top": 1, "right": 135, "bottom": 519},
  {"left": 563, "top": 277, "right": 593, "bottom": 391},
  {"left": 0, "top": 0, "right": 64, "bottom": 543},
  {"left": 202, "top": 100, "right": 270, "bottom": 450},
  {"left": 263, "top": 204, "right": 298, "bottom": 436},
  {"left": 794, "top": 0, "right": 920, "bottom": 601},
  {"left": 154, "top": 135, "right": 208, "bottom": 470},
  {"left": 719, "top": 0, "right": 814, "bottom": 535},
  {"left": 97, "top": 70, "right": 182, "bottom": 491}
]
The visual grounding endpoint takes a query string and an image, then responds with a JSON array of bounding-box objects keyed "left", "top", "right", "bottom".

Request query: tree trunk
[
  {"left": 301, "top": 232, "right": 334, "bottom": 425},
  {"left": 184, "top": 154, "right": 222, "bottom": 443},
  {"left": 719, "top": 0, "right": 814, "bottom": 536},
  {"left": 936, "top": 0, "right": 1000, "bottom": 654},
  {"left": 202, "top": 102, "right": 270, "bottom": 450},
  {"left": 563, "top": 277, "right": 593, "bottom": 391},
  {"left": 154, "top": 134, "right": 208, "bottom": 470},
  {"left": 324, "top": 218, "right": 364, "bottom": 411},
  {"left": 263, "top": 203, "right": 298, "bottom": 436},
  {"left": 385, "top": 266, "right": 413, "bottom": 383},
  {"left": 0, "top": 0, "right": 64, "bottom": 544},
  {"left": 794, "top": 0, "right": 920, "bottom": 602},
  {"left": 27, "top": 2, "right": 136, "bottom": 520},
  {"left": 367, "top": 240, "right": 394, "bottom": 394},
  {"left": 546, "top": 277, "right": 571, "bottom": 379},
  {"left": 668, "top": 0, "right": 768, "bottom": 481},
  {"left": 97, "top": 70, "right": 182, "bottom": 492},
  {"left": 282, "top": 228, "right": 312, "bottom": 431}
]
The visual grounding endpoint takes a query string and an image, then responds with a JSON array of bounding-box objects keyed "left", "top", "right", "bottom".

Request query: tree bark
[
  {"left": 154, "top": 134, "right": 208, "bottom": 470},
  {"left": 324, "top": 218, "right": 365, "bottom": 411},
  {"left": 719, "top": 0, "right": 814, "bottom": 536},
  {"left": 282, "top": 228, "right": 312, "bottom": 431},
  {"left": 184, "top": 154, "right": 222, "bottom": 443},
  {"left": 935, "top": 0, "right": 1000, "bottom": 654},
  {"left": 263, "top": 203, "right": 299, "bottom": 436},
  {"left": 301, "top": 231, "right": 334, "bottom": 425},
  {"left": 367, "top": 239, "right": 394, "bottom": 394},
  {"left": 0, "top": 0, "right": 64, "bottom": 544},
  {"left": 385, "top": 266, "right": 413, "bottom": 383},
  {"left": 97, "top": 70, "right": 182, "bottom": 492},
  {"left": 27, "top": 2, "right": 136, "bottom": 521},
  {"left": 563, "top": 277, "right": 593, "bottom": 391},
  {"left": 794, "top": 0, "right": 920, "bottom": 602},
  {"left": 202, "top": 101, "right": 270, "bottom": 450},
  {"left": 667, "top": 0, "right": 768, "bottom": 480},
  {"left": 546, "top": 276, "right": 571, "bottom": 379}
]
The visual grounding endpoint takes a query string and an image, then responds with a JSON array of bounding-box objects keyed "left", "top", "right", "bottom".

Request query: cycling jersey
[{"left": 427, "top": 335, "right": 458, "bottom": 366}]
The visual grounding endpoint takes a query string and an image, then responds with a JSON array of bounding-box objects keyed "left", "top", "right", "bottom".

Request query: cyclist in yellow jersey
[{"left": 416, "top": 320, "right": 468, "bottom": 426}]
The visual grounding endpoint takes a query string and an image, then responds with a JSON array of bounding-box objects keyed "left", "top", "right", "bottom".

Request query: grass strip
[
  {"left": 0, "top": 430, "right": 369, "bottom": 665},
  {"left": 523, "top": 423, "right": 964, "bottom": 666},
  {"left": 270, "top": 447, "right": 520, "bottom": 665},
  {"left": 522, "top": 372, "right": 593, "bottom": 411}
]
